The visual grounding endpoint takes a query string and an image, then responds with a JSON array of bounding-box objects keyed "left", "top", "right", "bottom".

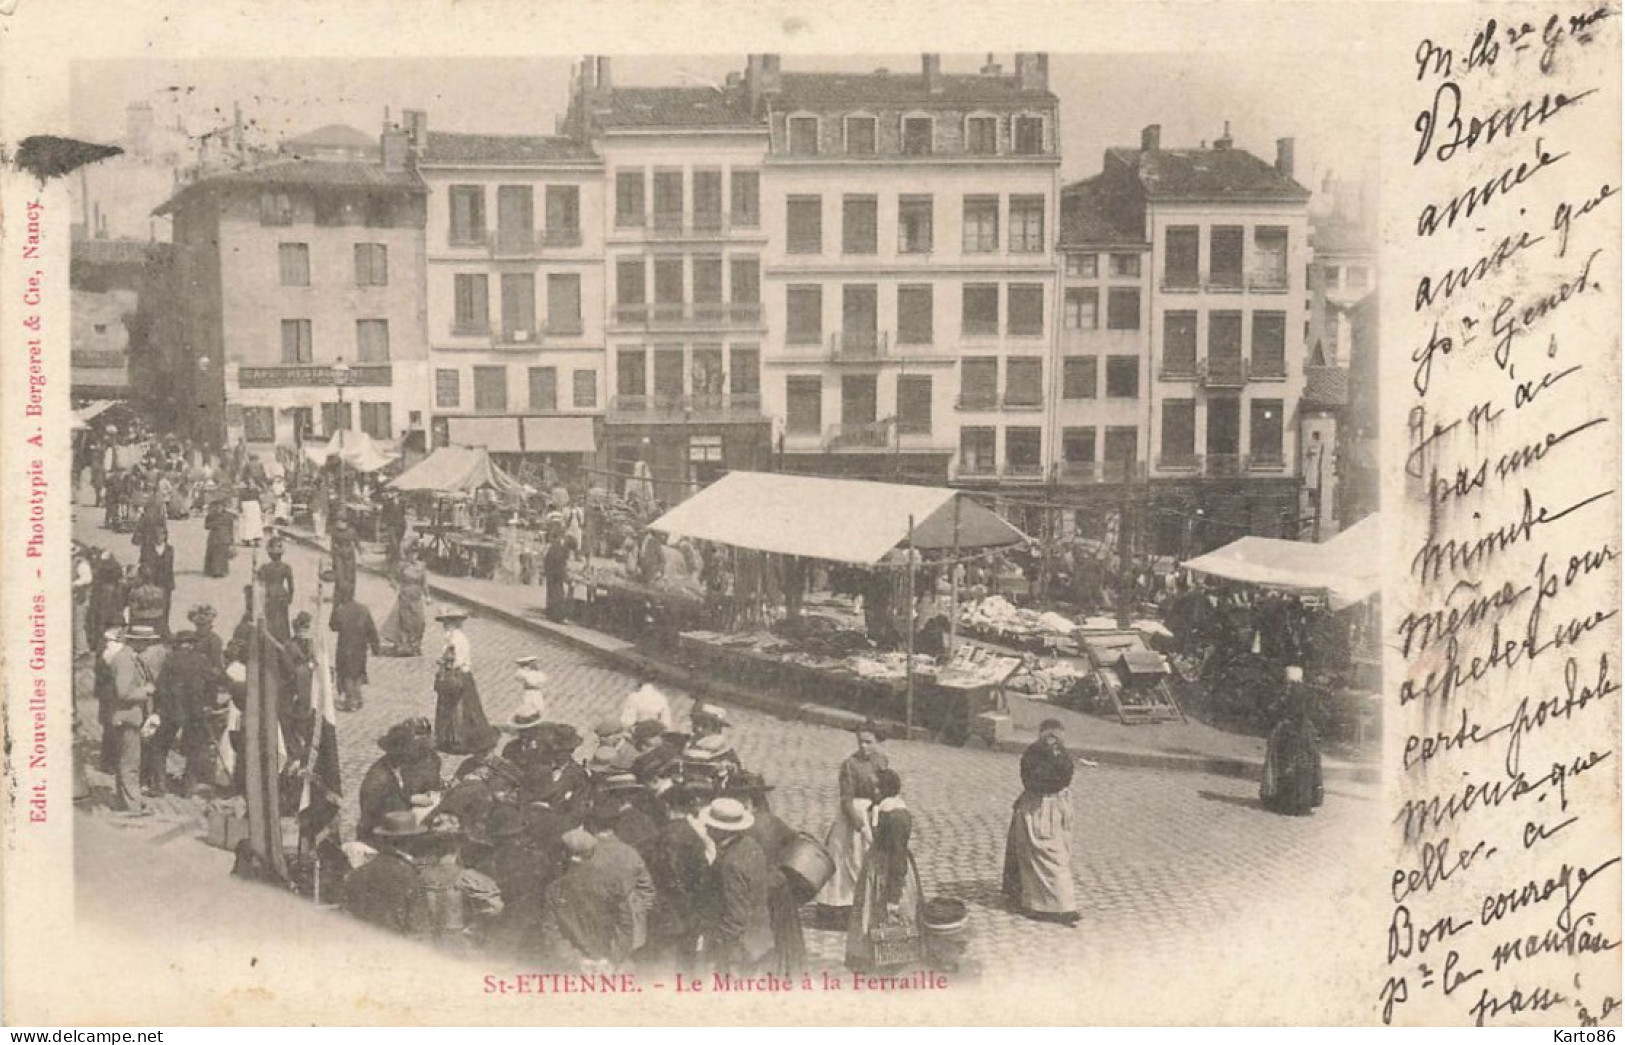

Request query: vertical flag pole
[{"left": 905, "top": 514, "right": 916, "bottom": 733}]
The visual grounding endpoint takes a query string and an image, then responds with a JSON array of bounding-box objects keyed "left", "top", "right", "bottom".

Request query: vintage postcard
[{"left": 0, "top": 0, "right": 1618, "bottom": 1027}]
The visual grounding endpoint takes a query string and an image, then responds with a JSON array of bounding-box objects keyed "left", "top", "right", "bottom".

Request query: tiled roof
[
  {"left": 1303, "top": 366, "right": 1350, "bottom": 407},
  {"left": 1059, "top": 175, "right": 1146, "bottom": 246},
  {"left": 1106, "top": 146, "right": 1310, "bottom": 203},
  {"left": 774, "top": 71, "right": 1058, "bottom": 108},
  {"left": 284, "top": 124, "right": 377, "bottom": 152},
  {"left": 597, "top": 86, "right": 759, "bottom": 129},
  {"left": 153, "top": 159, "right": 424, "bottom": 215},
  {"left": 420, "top": 131, "right": 598, "bottom": 165}
]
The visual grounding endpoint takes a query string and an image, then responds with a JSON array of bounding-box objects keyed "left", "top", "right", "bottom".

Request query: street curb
[{"left": 281, "top": 528, "right": 1373, "bottom": 782}]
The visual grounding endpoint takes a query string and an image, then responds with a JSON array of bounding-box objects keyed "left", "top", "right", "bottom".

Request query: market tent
[
  {"left": 387, "top": 445, "right": 525, "bottom": 494},
  {"left": 1183, "top": 513, "right": 1381, "bottom": 610},
  {"left": 647, "top": 471, "right": 1026, "bottom": 565},
  {"left": 303, "top": 430, "right": 397, "bottom": 473},
  {"left": 73, "top": 400, "right": 121, "bottom": 429}
]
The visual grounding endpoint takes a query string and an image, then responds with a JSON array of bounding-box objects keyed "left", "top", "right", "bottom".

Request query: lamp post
[{"left": 331, "top": 358, "right": 351, "bottom": 527}]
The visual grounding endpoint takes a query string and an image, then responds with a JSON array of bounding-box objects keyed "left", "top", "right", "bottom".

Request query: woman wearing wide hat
[{"left": 432, "top": 608, "right": 494, "bottom": 755}]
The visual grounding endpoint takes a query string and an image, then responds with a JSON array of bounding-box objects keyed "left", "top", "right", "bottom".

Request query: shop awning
[
  {"left": 446, "top": 416, "right": 522, "bottom": 455},
  {"left": 522, "top": 416, "right": 596, "bottom": 454},
  {"left": 1182, "top": 513, "right": 1380, "bottom": 610},
  {"left": 648, "top": 471, "right": 1027, "bottom": 565},
  {"left": 303, "top": 430, "right": 397, "bottom": 473},
  {"left": 387, "top": 445, "right": 525, "bottom": 494}
]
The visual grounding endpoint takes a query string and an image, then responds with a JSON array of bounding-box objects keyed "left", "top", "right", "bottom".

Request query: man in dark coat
[
  {"left": 470, "top": 804, "right": 552, "bottom": 958},
  {"left": 139, "top": 529, "right": 176, "bottom": 636},
  {"left": 344, "top": 811, "right": 433, "bottom": 937},
  {"left": 731, "top": 773, "right": 806, "bottom": 975},
  {"left": 536, "top": 829, "right": 635, "bottom": 969},
  {"left": 144, "top": 629, "right": 215, "bottom": 794},
  {"left": 703, "top": 797, "right": 774, "bottom": 973},
  {"left": 89, "top": 551, "right": 126, "bottom": 653},
  {"left": 586, "top": 801, "right": 657, "bottom": 953},
  {"left": 125, "top": 566, "right": 168, "bottom": 638},
  {"left": 636, "top": 784, "right": 717, "bottom": 971},
  {"left": 329, "top": 596, "right": 380, "bottom": 712},
  {"left": 357, "top": 722, "right": 430, "bottom": 847},
  {"left": 258, "top": 538, "right": 295, "bottom": 641},
  {"left": 188, "top": 604, "right": 227, "bottom": 677},
  {"left": 331, "top": 525, "right": 358, "bottom": 605}
]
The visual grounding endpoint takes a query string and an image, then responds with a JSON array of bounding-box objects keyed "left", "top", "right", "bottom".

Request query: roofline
[
  {"left": 1144, "top": 193, "right": 1310, "bottom": 205},
  {"left": 598, "top": 126, "right": 768, "bottom": 138},
  {"left": 416, "top": 159, "right": 604, "bottom": 172},
  {"left": 765, "top": 154, "right": 1061, "bottom": 169}
]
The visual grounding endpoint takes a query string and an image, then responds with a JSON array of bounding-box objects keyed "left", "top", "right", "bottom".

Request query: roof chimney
[
  {"left": 980, "top": 53, "right": 1003, "bottom": 76},
  {"left": 746, "top": 54, "right": 781, "bottom": 112},
  {"left": 1214, "top": 120, "right": 1233, "bottom": 150},
  {"left": 922, "top": 54, "right": 943, "bottom": 93},
  {"left": 1140, "top": 124, "right": 1161, "bottom": 152},
  {"left": 1276, "top": 136, "right": 1296, "bottom": 178},
  {"left": 596, "top": 57, "right": 613, "bottom": 92},
  {"left": 381, "top": 126, "right": 409, "bottom": 173},
  {"left": 1015, "top": 53, "right": 1048, "bottom": 92},
  {"left": 402, "top": 109, "right": 427, "bottom": 149},
  {"left": 582, "top": 55, "right": 597, "bottom": 90}
]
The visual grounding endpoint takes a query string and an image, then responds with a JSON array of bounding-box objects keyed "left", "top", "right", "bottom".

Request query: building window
[
  {"left": 963, "top": 196, "right": 999, "bottom": 253},
  {"left": 260, "top": 193, "right": 294, "bottom": 226},
  {"left": 1013, "top": 116, "right": 1044, "bottom": 155},
  {"left": 243, "top": 407, "right": 276, "bottom": 443},
  {"left": 1251, "top": 311, "right": 1287, "bottom": 376},
  {"left": 278, "top": 243, "right": 310, "bottom": 287},
  {"left": 689, "top": 435, "right": 724, "bottom": 463},
  {"left": 529, "top": 366, "right": 558, "bottom": 412},
  {"left": 902, "top": 116, "right": 934, "bottom": 156},
  {"left": 1105, "top": 356, "right": 1139, "bottom": 398},
  {"left": 897, "top": 285, "right": 933, "bottom": 345},
  {"left": 1062, "top": 357, "right": 1097, "bottom": 399},
  {"left": 694, "top": 256, "right": 724, "bottom": 306},
  {"left": 497, "top": 185, "right": 534, "bottom": 249},
  {"left": 1163, "top": 311, "right": 1198, "bottom": 375},
  {"left": 730, "top": 258, "right": 760, "bottom": 306},
  {"left": 898, "top": 195, "right": 933, "bottom": 253},
  {"left": 616, "top": 171, "right": 646, "bottom": 227},
  {"left": 354, "top": 243, "right": 387, "bottom": 286},
  {"left": 321, "top": 402, "right": 353, "bottom": 435},
  {"left": 1005, "top": 358, "right": 1042, "bottom": 406},
  {"left": 962, "top": 283, "right": 999, "bottom": 336},
  {"left": 435, "top": 368, "right": 460, "bottom": 408},
  {"left": 1008, "top": 284, "right": 1044, "bottom": 336},
  {"left": 786, "top": 376, "right": 822, "bottom": 433},
  {"left": 1062, "top": 426, "right": 1096, "bottom": 466},
  {"left": 1104, "top": 426, "right": 1138, "bottom": 470},
  {"left": 364, "top": 196, "right": 394, "bottom": 229},
  {"left": 1254, "top": 227, "right": 1289, "bottom": 288},
  {"left": 1110, "top": 253, "right": 1141, "bottom": 277},
  {"left": 693, "top": 169, "right": 723, "bottom": 230},
  {"left": 616, "top": 259, "right": 646, "bottom": 306},
  {"left": 280, "top": 319, "right": 312, "bottom": 364},
  {"left": 545, "top": 185, "right": 581, "bottom": 243},
  {"left": 1065, "top": 288, "right": 1098, "bottom": 329},
  {"left": 897, "top": 374, "right": 932, "bottom": 434},
  {"left": 1006, "top": 427, "right": 1042, "bottom": 473},
  {"left": 842, "top": 285, "right": 878, "bottom": 348},
  {"left": 842, "top": 195, "right": 878, "bottom": 254},
  {"left": 786, "top": 285, "right": 823, "bottom": 345},
  {"left": 547, "top": 274, "right": 583, "bottom": 334},
  {"left": 1165, "top": 226, "right": 1199, "bottom": 288},
  {"left": 356, "top": 319, "right": 390, "bottom": 362},
  {"left": 1106, "top": 288, "right": 1140, "bottom": 330},
  {"left": 473, "top": 365, "right": 507, "bottom": 413},
  {"left": 1209, "top": 311, "right": 1244, "bottom": 360},
  {"left": 360, "top": 402, "right": 392, "bottom": 441},
  {"left": 786, "top": 196, "right": 822, "bottom": 254},
  {"left": 573, "top": 370, "right": 597, "bottom": 409},
  {"left": 1250, "top": 400, "right": 1285, "bottom": 465},
  {"left": 449, "top": 185, "right": 486, "bottom": 245},
  {"left": 1009, "top": 196, "right": 1045, "bottom": 253},
  {"left": 960, "top": 426, "right": 996, "bottom": 474},
  {"left": 501, "top": 273, "right": 537, "bottom": 340},
  {"left": 845, "top": 116, "right": 878, "bottom": 156},
  {"left": 959, "top": 357, "right": 998, "bottom": 409},
  {"left": 1160, "top": 399, "right": 1197, "bottom": 464},
  {"left": 967, "top": 115, "right": 998, "bottom": 155},
  {"left": 730, "top": 347, "right": 760, "bottom": 398},
  {"left": 652, "top": 170, "right": 684, "bottom": 231},
  {"left": 692, "top": 346, "right": 725, "bottom": 397},
  {"left": 1065, "top": 253, "right": 1098, "bottom": 277},
  {"left": 788, "top": 116, "right": 820, "bottom": 155},
  {"left": 1211, "top": 225, "right": 1245, "bottom": 287},
  {"left": 617, "top": 349, "right": 647, "bottom": 397},
  {"left": 454, "top": 274, "right": 490, "bottom": 334},
  {"left": 653, "top": 257, "right": 684, "bottom": 310},
  {"left": 731, "top": 170, "right": 760, "bottom": 228},
  {"left": 1347, "top": 265, "right": 1370, "bottom": 292},
  {"left": 652, "top": 347, "right": 681, "bottom": 405}
]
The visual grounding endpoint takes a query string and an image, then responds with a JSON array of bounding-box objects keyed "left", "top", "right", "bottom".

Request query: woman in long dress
[
  {"left": 846, "top": 767, "right": 921, "bottom": 971},
  {"left": 203, "top": 498, "right": 235, "bottom": 578},
  {"left": 381, "top": 547, "right": 429, "bottom": 656},
  {"left": 814, "top": 721, "right": 888, "bottom": 925},
  {"left": 1260, "top": 680, "right": 1324, "bottom": 816},
  {"left": 433, "top": 609, "right": 494, "bottom": 755},
  {"left": 238, "top": 483, "right": 265, "bottom": 546},
  {"left": 1003, "top": 719, "right": 1080, "bottom": 924}
]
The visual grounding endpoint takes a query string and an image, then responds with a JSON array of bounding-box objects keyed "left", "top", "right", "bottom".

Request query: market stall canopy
[
  {"left": 72, "top": 400, "right": 121, "bottom": 429},
  {"left": 303, "top": 430, "right": 397, "bottom": 473},
  {"left": 1182, "top": 513, "right": 1380, "bottom": 610},
  {"left": 647, "top": 471, "right": 1027, "bottom": 565},
  {"left": 387, "top": 445, "right": 525, "bottom": 494}
]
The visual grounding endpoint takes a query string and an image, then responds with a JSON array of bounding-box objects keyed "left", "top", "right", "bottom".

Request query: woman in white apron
[{"left": 815, "top": 721, "right": 889, "bottom": 925}]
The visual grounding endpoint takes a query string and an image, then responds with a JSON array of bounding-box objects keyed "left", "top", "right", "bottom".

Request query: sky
[{"left": 71, "top": 52, "right": 1382, "bottom": 191}]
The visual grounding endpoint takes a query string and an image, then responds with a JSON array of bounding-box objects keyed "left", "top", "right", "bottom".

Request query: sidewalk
[{"left": 286, "top": 527, "right": 1377, "bottom": 785}]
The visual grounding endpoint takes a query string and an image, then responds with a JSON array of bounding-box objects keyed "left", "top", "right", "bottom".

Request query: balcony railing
[
  {"left": 1250, "top": 358, "right": 1287, "bottom": 380},
  {"left": 957, "top": 458, "right": 999, "bottom": 478},
  {"left": 1003, "top": 461, "right": 1045, "bottom": 478},
  {"left": 1060, "top": 460, "right": 1150, "bottom": 483},
  {"left": 646, "top": 212, "right": 730, "bottom": 239},
  {"left": 613, "top": 302, "right": 763, "bottom": 329},
  {"left": 692, "top": 302, "right": 764, "bottom": 325},
  {"left": 1160, "top": 358, "right": 1198, "bottom": 381},
  {"left": 609, "top": 393, "right": 763, "bottom": 423},
  {"left": 1157, "top": 453, "right": 1202, "bottom": 472},
  {"left": 1198, "top": 357, "right": 1249, "bottom": 389},
  {"left": 956, "top": 394, "right": 998, "bottom": 411},
  {"left": 826, "top": 420, "right": 893, "bottom": 450},
  {"left": 830, "top": 331, "right": 887, "bottom": 360},
  {"left": 1206, "top": 453, "right": 1245, "bottom": 477}
]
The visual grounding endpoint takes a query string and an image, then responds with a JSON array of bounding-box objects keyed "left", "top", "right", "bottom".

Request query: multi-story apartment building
[
  {"left": 414, "top": 113, "right": 607, "bottom": 476},
  {"left": 747, "top": 53, "right": 1060, "bottom": 485},
  {"left": 155, "top": 127, "right": 431, "bottom": 451},
  {"left": 559, "top": 58, "right": 773, "bottom": 499},
  {"left": 1060, "top": 124, "right": 1310, "bottom": 555}
]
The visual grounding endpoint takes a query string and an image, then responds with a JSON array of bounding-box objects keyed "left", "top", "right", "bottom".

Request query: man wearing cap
[
  {"left": 188, "top": 604, "right": 226, "bottom": 678},
  {"left": 536, "top": 828, "right": 635, "bottom": 970},
  {"left": 586, "top": 800, "right": 657, "bottom": 953},
  {"left": 330, "top": 595, "right": 380, "bottom": 713},
  {"left": 703, "top": 797, "right": 774, "bottom": 973},
  {"left": 105, "top": 626, "right": 162, "bottom": 813},
  {"left": 258, "top": 538, "right": 295, "bottom": 642},
  {"left": 1003, "top": 718, "right": 1081, "bottom": 926},
  {"left": 343, "top": 811, "right": 434, "bottom": 938}
]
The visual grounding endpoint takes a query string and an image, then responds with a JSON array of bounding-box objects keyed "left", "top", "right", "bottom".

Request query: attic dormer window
[
  {"left": 902, "top": 116, "right": 933, "bottom": 156},
  {"left": 967, "top": 115, "right": 998, "bottom": 155},
  {"left": 844, "top": 115, "right": 877, "bottom": 156},
  {"left": 1013, "top": 115, "right": 1044, "bottom": 155},
  {"left": 788, "top": 116, "right": 820, "bottom": 156}
]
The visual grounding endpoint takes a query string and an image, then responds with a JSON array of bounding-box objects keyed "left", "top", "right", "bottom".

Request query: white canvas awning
[
  {"left": 303, "top": 430, "right": 397, "bottom": 473},
  {"left": 1183, "top": 513, "right": 1380, "bottom": 610},
  {"left": 387, "top": 445, "right": 525, "bottom": 494},
  {"left": 72, "top": 401, "right": 121, "bottom": 429},
  {"left": 446, "top": 416, "right": 523, "bottom": 455},
  {"left": 648, "top": 471, "right": 1027, "bottom": 565}
]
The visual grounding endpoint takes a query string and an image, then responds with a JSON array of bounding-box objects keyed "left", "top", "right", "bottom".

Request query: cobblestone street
[{"left": 75, "top": 506, "right": 1380, "bottom": 980}]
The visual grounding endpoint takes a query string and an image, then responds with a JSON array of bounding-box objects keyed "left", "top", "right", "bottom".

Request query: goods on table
[{"left": 960, "top": 596, "right": 1078, "bottom": 641}]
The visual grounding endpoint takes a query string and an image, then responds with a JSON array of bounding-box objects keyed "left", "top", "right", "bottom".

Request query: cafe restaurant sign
[{"left": 238, "top": 364, "right": 392, "bottom": 388}]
